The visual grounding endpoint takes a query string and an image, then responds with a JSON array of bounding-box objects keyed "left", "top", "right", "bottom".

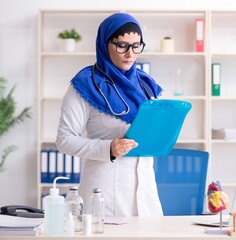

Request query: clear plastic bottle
[
  {"left": 43, "top": 176, "right": 69, "bottom": 236},
  {"left": 173, "top": 68, "right": 184, "bottom": 96},
  {"left": 82, "top": 214, "right": 92, "bottom": 235},
  {"left": 65, "top": 186, "right": 84, "bottom": 232},
  {"left": 89, "top": 188, "right": 105, "bottom": 234},
  {"left": 65, "top": 212, "right": 75, "bottom": 236}
]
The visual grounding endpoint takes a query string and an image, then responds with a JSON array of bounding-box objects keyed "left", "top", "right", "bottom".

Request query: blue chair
[{"left": 154, "top": 148, "right": 209, "bottom": 216}]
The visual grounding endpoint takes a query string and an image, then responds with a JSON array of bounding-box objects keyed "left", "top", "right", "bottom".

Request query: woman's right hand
[{"left": 111, "top": 138, "right": 138, "bottom": 157}]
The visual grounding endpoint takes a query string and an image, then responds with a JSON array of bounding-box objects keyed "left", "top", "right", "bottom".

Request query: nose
[{"left": 125, "top": 46, "right": 134, "bottom": 57}]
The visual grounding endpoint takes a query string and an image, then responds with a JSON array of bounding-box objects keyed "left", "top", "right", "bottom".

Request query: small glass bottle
[
  {"left": 89, "top": 188, "right": 105, "bottom": 234},
  {"left": 65, "top": 186, "right": 84, "bottom": 232},
  {"left": 173, "top": 68, "right": 184, "bottom": 96}
]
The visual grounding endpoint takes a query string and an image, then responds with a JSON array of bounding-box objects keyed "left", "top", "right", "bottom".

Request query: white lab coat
[{"left": 56, "top": 85, "right": 163, "bottom": 217}]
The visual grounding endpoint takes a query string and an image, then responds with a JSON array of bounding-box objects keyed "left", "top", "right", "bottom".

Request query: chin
[{"left": 120, "top": 65, "right": 132, "bottom": 71}]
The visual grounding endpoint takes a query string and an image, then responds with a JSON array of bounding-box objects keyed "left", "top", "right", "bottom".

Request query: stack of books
[
  {"left": 0, "top": 214, "right": 44, "bottom": 236},
  {"left": 212, "top": 128, "right": 236, "bottom": 140}
]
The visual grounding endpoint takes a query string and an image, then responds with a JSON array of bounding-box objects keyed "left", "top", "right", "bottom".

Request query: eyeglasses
[{"left": 109, "top": 40, "right": 146, "bottom": 54}]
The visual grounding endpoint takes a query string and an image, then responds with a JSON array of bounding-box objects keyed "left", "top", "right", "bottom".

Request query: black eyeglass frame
[{"left": 109, "top": 40, "right": 146, "bottom": 54}]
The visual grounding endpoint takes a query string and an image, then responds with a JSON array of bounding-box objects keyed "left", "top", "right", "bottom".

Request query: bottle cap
[
  {"left": 69, "top": 186, "right": 79, "bottom": 191},
  {"left": 92, "top": 188, "right": 101, "bottom": 193},
  {"left": 50, "top": 176, "right": 69, "bottom": 195}
]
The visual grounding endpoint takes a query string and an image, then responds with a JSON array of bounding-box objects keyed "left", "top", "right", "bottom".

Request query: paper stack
[
  {"left": 0, "top": 214, "right": 44, "bottom": 236},
  {"left": 212, "top": 128, "right": 236, "bottom": 140}
]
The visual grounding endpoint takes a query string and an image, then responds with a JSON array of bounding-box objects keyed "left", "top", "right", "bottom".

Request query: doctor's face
[{"left": 108, "top": 32, "right": 141, "bottom": 71}]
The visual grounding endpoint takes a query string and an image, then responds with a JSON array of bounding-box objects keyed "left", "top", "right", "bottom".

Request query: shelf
[
  {"left": 41, "top": 51, "right": 206, "bottom": 57},
  {"left": 177, "top": 139, "right": 206, "bottom": 143},
  {"left": 162, "top": 96, "right": 206, "bottom": 100},
  {"left": 211, "top": 97, "right": 236, "bottom": 101},
  {"left": 141, "top": 52, "right": 206, "bottom": 57},
  {"left": 211, "top": 53, "right": 236, "bottom": 57},
  {"left": 40, "top": 139, "right": 57, "bottom": 144},
  {"left": 41, "top": 51, "right": 96, "bottom": 56},
  {"left": 41, "top": 97, "right": 62, "bottom": 101},
  {"left": 37, "top": 9, "right": 236, "bottom": 207},
  {"left": 221, "top": 183, "right": 236, "bottom": 188},
  {"left": 40, "top": 183, "right": 78, "bottom": 188},
  {"left": 211, "top": 140, "right": 236, "bottom": 144}
]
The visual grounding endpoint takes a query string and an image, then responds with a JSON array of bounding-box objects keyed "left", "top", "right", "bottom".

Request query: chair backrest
[{"left": 154, "top": 148, "right": 209, "bottom": 216}]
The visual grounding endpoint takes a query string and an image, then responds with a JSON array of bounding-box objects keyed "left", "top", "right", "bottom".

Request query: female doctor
[{"left": 56, "top": 12, "right": 163, "bottom": 217}]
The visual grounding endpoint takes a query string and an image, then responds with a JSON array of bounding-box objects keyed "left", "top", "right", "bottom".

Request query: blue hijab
[{"left": 71, "top": 13, "right": 162, "bottom": 124}]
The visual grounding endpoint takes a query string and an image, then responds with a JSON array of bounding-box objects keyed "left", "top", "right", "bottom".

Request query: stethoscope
[{"left": 92, "top": 63, "right": 155, "bottom": 116}]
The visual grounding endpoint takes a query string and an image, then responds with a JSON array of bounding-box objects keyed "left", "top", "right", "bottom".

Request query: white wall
[{"left": 0, "top": 0, "right": 236, "bottom": 208}]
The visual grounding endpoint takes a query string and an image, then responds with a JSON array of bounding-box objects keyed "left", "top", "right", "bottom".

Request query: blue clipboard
[{"left": 124, "top": 99, "right": 192, "bottom": 157}]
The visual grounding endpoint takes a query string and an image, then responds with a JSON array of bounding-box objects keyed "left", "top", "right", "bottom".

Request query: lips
[{"left": 123, "top": 61, "right": 133, "bottom": 65}]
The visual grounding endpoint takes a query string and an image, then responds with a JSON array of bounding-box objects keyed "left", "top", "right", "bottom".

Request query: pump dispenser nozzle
[{"left": 50, "top": 176, "right": 69, "bottom": 195}]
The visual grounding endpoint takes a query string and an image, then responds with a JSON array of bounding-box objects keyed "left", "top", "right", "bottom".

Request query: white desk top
[{"left": 1, "top": 215, "right": 236, "bottom": 239}]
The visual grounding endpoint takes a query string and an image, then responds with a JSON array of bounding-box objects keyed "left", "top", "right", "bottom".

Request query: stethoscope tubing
[{"left": 92, "top": 63, "right": 154, "bottom": 116}]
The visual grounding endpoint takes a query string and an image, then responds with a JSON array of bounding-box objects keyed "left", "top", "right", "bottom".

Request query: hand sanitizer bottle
[{"left": 43, "top": 176, "right": 69, "bottom": 236}]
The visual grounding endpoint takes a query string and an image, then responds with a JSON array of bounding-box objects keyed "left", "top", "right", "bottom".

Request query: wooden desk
[{"left": 1, "top": 215, "right": 236, "bottom": 239}]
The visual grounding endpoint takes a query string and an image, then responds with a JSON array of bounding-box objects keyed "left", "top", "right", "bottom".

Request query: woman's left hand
[{"left": 111, "top": 138, "right": 138, "bottom": 157}]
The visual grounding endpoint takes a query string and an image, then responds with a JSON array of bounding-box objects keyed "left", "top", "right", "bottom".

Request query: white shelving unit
[
  {"left": 209, "top": 11, "right": 236, "bottom": 197},
  {"left": 37, "top": 10, "right": 118, "bottom": 207},
  {"left": 37, "top": 9, "right": 236, "bottom": 209}
]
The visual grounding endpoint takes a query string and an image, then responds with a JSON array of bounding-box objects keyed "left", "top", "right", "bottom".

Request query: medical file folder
[
  {"left": 65, "top": 154, "right": 72, "bottom": 180},
  {"left": 73, "top": 156, "right": 81, "bottom": 183},
  {"left": 136, "top": 62, "right": 151, "bottom": 74},
  {"left": 212, "top": 63, "right": 221, "bottom": 96},
  {"left": 48, "top": 150, "right": 57, "bottom": 183},
  {"left": 40, "top": 150, "right": 48, "bottom": 183},
  {"left": 40, "top": 150, "right": 81, "bottom": 184},
  {"left": 195, "top": 19, "right": 204, "bottom": 52},
  {"left": 124, "top": 99, "right": 192, "bottom": 157},
  {"left": 56, "top": 152, "right": 64, "bottom": 178}
]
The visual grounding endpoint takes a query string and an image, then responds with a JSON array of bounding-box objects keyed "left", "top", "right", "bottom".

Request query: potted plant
[
  {"left": 58, "top": 28, "right": 82, "bottom": 52},
  {"left": 0, "top": 76, "right": 32, "bottom": 171}
]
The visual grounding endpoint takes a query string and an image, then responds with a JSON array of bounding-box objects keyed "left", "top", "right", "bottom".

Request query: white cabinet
[
  {"left": 37, "top": 9, "right": 235, "bottom": 208},
  {"left": 209, "top": 11, "right": 236, "bottom": 191}
]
